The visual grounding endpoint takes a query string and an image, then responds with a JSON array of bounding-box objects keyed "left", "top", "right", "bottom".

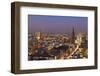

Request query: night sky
[{"left": 28, "top": 15, "right": 88, "bottom": 35}]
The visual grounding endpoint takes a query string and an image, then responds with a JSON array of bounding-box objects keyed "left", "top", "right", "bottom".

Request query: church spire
[{"left": 72, "top": 27, "right": 75, "bottom": 44}]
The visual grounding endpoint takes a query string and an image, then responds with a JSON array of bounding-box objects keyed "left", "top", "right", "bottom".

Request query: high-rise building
[
  {"left": 34, "top": 32, "right": 45, "bottom": 41},
  {"left": 35, "top": 32, "right": 42, "bottom": 40},
  {"left": 75, "top": 33, "right": 87, "bottom": 45}
]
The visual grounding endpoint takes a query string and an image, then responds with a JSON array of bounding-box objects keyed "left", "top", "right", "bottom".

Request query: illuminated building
[
  {"left": 35, "top": 32, "right": 42, "bottom": 40},
  {"left": 75, "top": 33, "right": 87, "bottom": 45}
]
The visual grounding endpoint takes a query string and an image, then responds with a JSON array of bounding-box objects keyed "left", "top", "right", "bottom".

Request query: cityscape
[{"left": 28, "top": 15, "right": 88, "bottom": 60}]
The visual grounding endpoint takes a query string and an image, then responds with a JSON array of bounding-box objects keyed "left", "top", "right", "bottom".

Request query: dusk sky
[{"left": 28, "top": 15, "right": 88, "bottom": 34}]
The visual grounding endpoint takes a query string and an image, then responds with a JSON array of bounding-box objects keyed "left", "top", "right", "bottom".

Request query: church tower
[{"left": 71, "top": 27, "right": 75, "bottom": 44}]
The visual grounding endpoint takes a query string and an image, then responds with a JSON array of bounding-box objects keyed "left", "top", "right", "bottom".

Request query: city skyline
[
  {"left": 28, "top": 15, "right": 88, "bottom": 60},
  {"left": 28, "top": 15, "right": 88, "bottom": 34}
]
